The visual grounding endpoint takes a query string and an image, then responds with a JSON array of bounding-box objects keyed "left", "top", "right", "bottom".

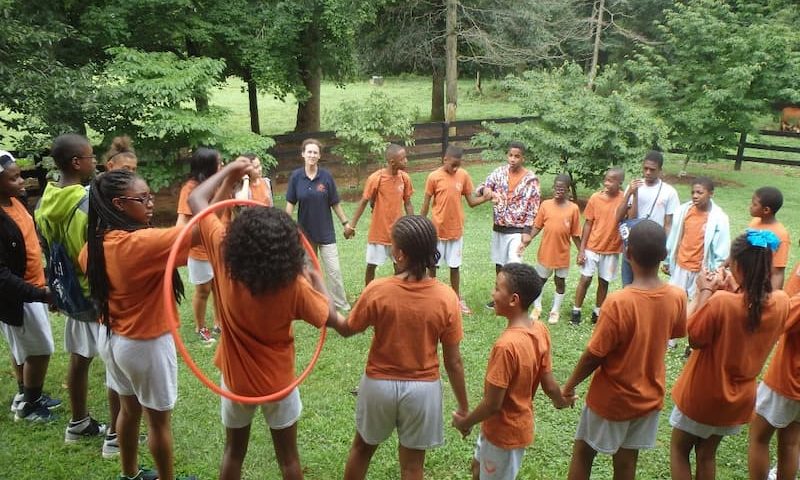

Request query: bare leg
[
  {"left": 748, "top": 414, "right": 775, "bottom": 480},
  {"left": 107, "top": 388, "right": 120, "bottom": 435},
  {"left": 450, "top": 267, "right": 460, "bottom": 297},
  {"left": 428, "top": 266, "right": 437, "bottom": 280},
  {"left": 192, "top": 281, "right": 212, "bottom": 331},
  {"left": 612, "top": 448, "right": 639, "bottom": 480},
  {"left": 573, "top": 276, "right": 593, "bottom": 309},
  {"left": 554, "top": 275, "right": 566, "bottom": 295},
  {"left": 365, "top": 264, "right": 378, "bottom": 286},
  {"left": 22, "top": 355, "right": 50, "bottom": 392},
  {"left": 471, "top": 458, "right": 480, "bottom": 480},
  {"left": 271, "top": 423, "right": 303, "bottom": 479},
  {"left": 694, "top": 434, "right": 723, "bottom": 480},
  {"left": 671, "top": 427, "right": 698, "bottom": 480},
  {"left": 68, "top": 353, "right": 92, "bottom": 421},
  {"left": 144, "top": 407, "right": 175, "bottom": 480},
  {"left": 596, "top": 278, "right": 610, "bottom": 308},
  {"left": 118, "top": 395, "right": 143, "bottom": 478},
  {"left": 220, "top": 424, "right": 251, "bottom": 480},
  {"left": 344, "top": 432, "right": 379, "bottom": 480},
  {"left": 777, "top": 422, "right": 800, "bottom": 480},
  {"left": 398, "top": 445, "right": 426, "bottom": 480},
  {"left": 568, "top": 439, "right": 598, "bottom": 480}
]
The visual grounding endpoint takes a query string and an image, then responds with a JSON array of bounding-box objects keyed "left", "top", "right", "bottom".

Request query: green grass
[{"left": 2, "top": 157, "right": 799, "bottom": 479}]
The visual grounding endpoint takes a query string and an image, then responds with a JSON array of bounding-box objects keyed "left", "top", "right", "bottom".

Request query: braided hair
[
  {"left": 730, "top": 233, "right": 773, "bottom": 332},
  {"left": 86, "top": 170, "right": 184, "bottom": 327},
  {"left": 392, "top": 215, "right": 440, "bottom": 280}
]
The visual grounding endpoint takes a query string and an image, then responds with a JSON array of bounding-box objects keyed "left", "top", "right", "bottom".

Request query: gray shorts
[
  {"left": 220, "top": 378, "right": 302, "bottom": 430},
  {"left": 473, "top": 433, "right": 525, "bottom": 480},
  {"left": 0, "top": 302, "right": 54, "bottom": 365},
  {"left": 669, "top": 406, "right": 742, "bottom": 439},
  {"left": 64, "top": 316, "right": 101, "bottom": 358},
  {"left": 355, "top": 375, "right": 443, "bottom": 450},
  {"left": 575, "top": 406, "right": 660, "bottom": 454},
  {"left": 490, "top": 232, "right": 523, "bottom": 266},
  {"left": 365, "top": 243, "right": 392, "bottom": 266},
  {"left": 756, "top": 382, "right": 800, "bottom": 429},
  {"left": 187, "top": 257, "right": 214, "bottom": 285}
]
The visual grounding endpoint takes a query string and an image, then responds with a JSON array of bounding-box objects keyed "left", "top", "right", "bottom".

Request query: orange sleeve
[
  {"left": 462, "top": 172, "right": 475, "bottom": 196},
  {"left": 570, "top": 204, "right": 581, "bottom": 237},
  {"left": 361, "top": 173, "right": 378, "bottom": 201},
  {"left": 775, "top": 231, "right": 790, "bottom": 267},
  {"left": 347, "top": 282, "right": 378, "bottom": 333},
  {"left": 198, "top": 214, "right": 225, "bottom": 258},
  {"left": 687, "top": 297, "right": 721, "bottom": 348},
  {"left": 402, "top": 172, "right": 414, "bottom": 202},
  {"left": 786, "top": 295, "right": 800, "bottom": 335},
  {"left": 587, "top": 301, "right": 621, "bottom": 358},
  {"left": 177, "top": 182, "right": 194, "bottom": 216},
  {"left": 439, "top": 295, "right": 463, "bottom": 345},
  {"left": 533, "top": 202, "right": 546, "bottom": 229},
  {"left": 671, "top": 292, "right": 688, "bottom": 339},
  {"left": 583, "top": 195, "right": 596, "bottom": 222},
  {"left": 484, "top": 342, "right": 513, "bottom": 389},
  {"left": 424, "top": 173, "right": 435, "bottom": 196},
  {"left": 293, "top": 275, "right": 331, "bottom": 329}
]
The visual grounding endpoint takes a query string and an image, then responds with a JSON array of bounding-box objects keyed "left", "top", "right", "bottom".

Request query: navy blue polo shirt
[{"left": 285, "top": 167, "right": 341, "bottom": 245}]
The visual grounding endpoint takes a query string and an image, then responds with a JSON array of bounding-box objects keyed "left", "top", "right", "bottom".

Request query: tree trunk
[
  {"left": 294, "top": 63, "right": 321, "bottom": 132},
  {"left": 246, "top": 75, "right": 261, "bottom": 135},
  {"left": 431, "top": 69, "right": 445, "bottom": 121},
  {"left": 475, "top": 70, "right": 482, "bottom": 94},
  {"left": 186, "top": 39, "right": 210, "bottom": 112},
  {"left": 445, "top": 0, "right": 458, "bottom": 132},
  {"left": 588, "top": 0, "right": 605, "bottom": 89}
]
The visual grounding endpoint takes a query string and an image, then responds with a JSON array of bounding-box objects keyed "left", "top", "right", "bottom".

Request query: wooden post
[
  {"left": 445, "top": 0, "right": 458, "bottom": 137},
  {"left": 734, "top": 132, "right": 747, "bottom": 171},
  {"left": 441, "top": 121, "right": 449, "bottom": 156}
]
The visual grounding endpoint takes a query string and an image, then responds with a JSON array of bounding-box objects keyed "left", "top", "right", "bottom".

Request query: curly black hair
[
  {"left": 499, "top": 263, "right": 542, "bottom": 311},
  {"left": 392, "top": 215, "right": 440, "bottom": 280},
  {"left": 628, "top": 219, "right": 667, "bottom": 269},
  {"left": 223, "top": 207, "right": 305, "bottom": 295},
  {"left": 730, "top": 233, "right": 773, "bottom": 332}
]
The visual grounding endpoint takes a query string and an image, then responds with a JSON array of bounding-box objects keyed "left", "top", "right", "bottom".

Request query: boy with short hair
[
  {"left": 420, "top": 145, "right": 491, "bottom": 314},
  {"left": 749, "top": 186, "right": 790, "bottom": 290},
  {"left": 519, "top": 174, "right": 581, "bottom": 324},
  {"left": 572, "top": 168, "right": 625, "bottom": 325},
  {"left": 347, "top": 144, "right": 414, "bottom": 286},
  {"left": 562, "top": 220, "right": 687, "bottom": 480},
  {"left": 452, "top": 263, "right": 571, "bottom": 480}
]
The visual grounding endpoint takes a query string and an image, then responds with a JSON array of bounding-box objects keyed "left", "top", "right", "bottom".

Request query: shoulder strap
[
  {"left": 645, "top": 181, "right": 663, "bottom": 218},
  {"left": 64, "top": 194, "right": 89, "bottom": 233}
]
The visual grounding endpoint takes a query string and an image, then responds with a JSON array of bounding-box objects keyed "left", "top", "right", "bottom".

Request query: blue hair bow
[{"left": 746, "top": 229, "right": 780, "bottom": 252}]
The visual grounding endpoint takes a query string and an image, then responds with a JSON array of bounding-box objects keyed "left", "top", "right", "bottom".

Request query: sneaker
[
  {"left": 767, "top": 466, "right": 777, "bottom": 480},
  {"left": 667, "top": 338, "right": 678, "bottom": 349},
  {"left": 65, "top": 415, "right": 107, "bottom": 443},
  {"left": 570, "top": 310, "right": 581, "bottom": 325},
  {"left": 548, "top": 311, "right": 560, "bottom": 324},
  {"left": 459, "top": 298, "right": 472, "bottom": 315},
  {"left": 103, "top": 432, "right": 148, "bottom": 459},
  {"left": 591, "top": 311, "right": 599, "bottom": 324},
  {"left": 10, "top": 392, "right": 22, "bottom": 413},
  {"left": 683, "top": 346, "right": 692, "bottom": 359},
  {"left": 212, "top": 325, "right": 221, "bottom": 336},
  {"left": 11, "top": 392, "right": 61, "bottom": 413},
  {"left": 530, "top": 307, "right": 541, "bottom": 321},
  {"left": 485, "top": 300, "right": 495, "bottom": 310},
  {"left": 198, "top": 327, "right": 216, "bottom": 344},
  {"left": 14, "top": 397, "right": 57, "bottom": 423},
  {"left": 118, "top": 468, "right": 159, "bottom": 480}
]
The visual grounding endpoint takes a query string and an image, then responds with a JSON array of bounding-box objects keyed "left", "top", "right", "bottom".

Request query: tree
[
  {"left": 474, "top": 63, "right": 668, "bottom": 197},
  {"left": 628, "top": 0, "right": 800, "bottom": 166}
]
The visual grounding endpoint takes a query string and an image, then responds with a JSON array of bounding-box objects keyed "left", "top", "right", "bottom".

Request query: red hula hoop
[{"left": 162, "top": 198, "right": 326, "bottom": 404}]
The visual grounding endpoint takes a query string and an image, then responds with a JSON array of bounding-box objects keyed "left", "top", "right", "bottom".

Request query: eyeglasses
[{"left": 118, "top": 194, "right": 154, "bottom": 205}]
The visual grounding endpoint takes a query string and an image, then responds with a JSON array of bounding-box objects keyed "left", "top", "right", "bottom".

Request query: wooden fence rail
[{"left": 727, "top": 130, "right": 800, "bottom": 170}]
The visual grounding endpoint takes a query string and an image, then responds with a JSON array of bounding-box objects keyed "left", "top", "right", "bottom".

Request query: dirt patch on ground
[{"left": 663, "top": 172, "right": 743, "bottom": 188}]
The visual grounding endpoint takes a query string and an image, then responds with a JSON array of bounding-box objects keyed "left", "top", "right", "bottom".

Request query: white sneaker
[
  {"left": 530, "top": 307, "right": 541, "bottom": 321},
  {"left": 548, "top": 311, "right": 560, "bottom": 324},
  {"left": 767, "top": 466, "right": 777, "bottom": 480}
]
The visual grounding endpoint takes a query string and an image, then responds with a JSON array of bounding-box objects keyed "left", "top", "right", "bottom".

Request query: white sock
[
  {"left": 552, "top": 293, "right": 565, "bottom": 312},
  {"left": 572, "top": 305, "right": 581, "bottom": 312},
  {"left": 593, "top": 306, "right": 601, "bottom": 315},
  {"left": 534, "top": 292, "right": 543, "bottom": 309}
]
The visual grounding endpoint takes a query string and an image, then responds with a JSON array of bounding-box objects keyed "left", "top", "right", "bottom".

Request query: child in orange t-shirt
[
  {"left": 347, "top": 144, "right": 414, "bottom": 286},
  {"left": 84, "top": 169, "right": 195, "bottom": 480},
  {"left": 749, "top": 294, "right": 800, "bottom": 480},
  {"left": 519, "top": 174, "right": 581, "bottom": 324},
  {"left": 176, "top": 148, "right": 222, "bottom": 344},
  {"left": 420, "top": 145, "right": 490, "bottom": 314},
  {"left": 452, "top": 263, "right": 570, "bottom": 479},
  {"left": 669, "top": 230, "right": 789, "bottom": 480},
  {"left": 335, "top": 215, "right": 468, "bottom": 479},
  {"left": 187, "top": 160, "right": 342, "bottom": 480},
  {"left": 562, "top": 220, "right": 687, "bottom": 480},
  {"left": 749, "top": 186, "right": 791, "bottom": 290},
  {"left": 572, "top": 167, "right": 626, "bottom": 325}
]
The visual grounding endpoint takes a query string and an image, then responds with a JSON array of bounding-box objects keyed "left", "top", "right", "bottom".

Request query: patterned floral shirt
[{"left": 482, "top": 165, "right": 540, "bottom": 233}]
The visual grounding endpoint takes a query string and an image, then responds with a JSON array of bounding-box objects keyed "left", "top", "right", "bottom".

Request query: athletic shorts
[
  {"left": 220, "top": 378, "right": 302, "bottom": 430},
  {"left": 187, "top": 257, "right": 214, "bottom": 285},
  {"left": 473, "top": 433, "right": 525, "bottom": 480},
  {"left": 579, "top": 250, "right": 619, "bottom": 282},
  {"left": 669, "top": 406, "right": 742, "bottom": 439},
  {"left": 437, "top": 238, "right": 464, "bottom": 269},
  {"left": 64, "top": 317, "right": 101, "bottom": 358},
  {"left": 669, "top": 265, "right": 699, "bottom": 299},
  {"left": 575, "top": 406, "right": 659, "bottom": 454},
  {"left": 355, "top": 375, "right": 443, "bottom": 450},
  {"left": 756, "top": 383, "right": 800, "bottom": 429},
  {"left": 365, "top": 243, "right": 392, "bottom": 266},
  {"left": 490, "top": 232, "right": 523, "bottom": 266},
  {"left": 0, "top": 302, "right": 54, "bottom": 365},
  {"left": 99, "top": 331, "right": 177, "bottom": 411},
  {"left": 534, "top": 264, "right": 569, "bottom": 280}
]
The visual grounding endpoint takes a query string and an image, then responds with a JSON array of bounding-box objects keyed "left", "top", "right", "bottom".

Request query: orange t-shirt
[
  {"left": 78, "top": 227, "right": 191, "bottom": 339},
  {"left": 177, "top": 180, "right": 208, "bottom": 261},
  {"left": 198, "top": 214, "right": 330, "bottom": 396},
  {"left": 749, "top": 219, "right": 791, "bottom": 268},
  {"left": 250, "top": 178, "right": 273, "bottom": 207},
  {"left": 507, "top": 168, "right": 527, "bottom": 195},
  {"left": 533, "top": 199, "right": 580, "bottom": 269},
  {"left": 586, "top": 284, "right": 687, "bottom": 421},
  {"left": 2, "top": 198, "right": 45, "bottom": 288},
  {"left": 362, "top": 169, "right": 414, "bottom": 245},
  {"left": 424, "top": 167, "right": 474, "bottom": 240},
  {"left": 481, "top": 322, "right": 552, "bottom": 449},
  {"left": 676, "top": 206, "right": 709, "bottom": 272},
  {"left": 584, "top": 191, "right": 625, "bottom": 254},
  {"left": 672, "top": 290, "right": 789, "bottom": 426},
  {"left": 347, "top": 276, "right": 462, "bottom": 380},
  {"left": 764, "top": 295, "right": 800, "bottom": 401},
  {"left": 785, "top": 262, "right": 800, "bottom": 296}
]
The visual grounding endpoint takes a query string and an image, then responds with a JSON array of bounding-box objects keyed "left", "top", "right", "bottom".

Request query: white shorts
[
  {"left": 187, "top": 257, "right": 214, "bottom": 285},
  {"left": 64, "top": 317, "right": 101, "bottom": 358},
  {"left": 669, "top": 265, "right": 699, "bottom": 299},
  {"left": 99, "top": 331, "right": 178, "bottom": 411},
  {"left": 534, "top": 264, "right": 569, "bottom": 280},
  {"left": 355, "top": 375, "right": 443, "bottom": 450},
  {"left": 669, "top": 406, "right": 742, "bottom": 439},
  {"left": 473, "top": 432, "right": 525, "bottom": 480},
  {"left": 579, "top": 250, "right": 619, "bottom": 282},
  {"left": 220, "top": 378, "right": 302, "bottom": 430},
  {"left": 575, "top": 406, "right": 659, "bottom": 454},
  {"left": 491, "top": 232, "right": 523, "bottom": 266},
  {"left": 365, "top": 243, "right": 392, "bottom": 266},
  {"left": 756, "top": 383, "right": 800, "bottom": 429},
  {"left": 0, "top": 302, "right": 54, "bottom": 365},
  {"left": 437, "top": 238, "right": 464, "bottom": 269}
]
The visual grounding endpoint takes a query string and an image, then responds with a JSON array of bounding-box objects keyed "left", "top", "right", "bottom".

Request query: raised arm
[{"left": 188, "top": 159, "right": 253, "bottom": 215}]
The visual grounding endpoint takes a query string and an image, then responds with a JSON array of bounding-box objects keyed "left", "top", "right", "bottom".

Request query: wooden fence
[{"left": 728, "top": 130, "right": 800, "bottom": 170}]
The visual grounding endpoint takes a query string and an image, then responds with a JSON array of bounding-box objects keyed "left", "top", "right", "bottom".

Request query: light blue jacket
[{"left": 665, "top": 200, "right": 730, "bottom": 272}]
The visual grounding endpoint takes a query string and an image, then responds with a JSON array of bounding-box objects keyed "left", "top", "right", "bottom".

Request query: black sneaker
[
  {"left": 118, "top": 468, "right": 158, "bottom": 480},
  {"left": 591, "top": 311, "right": 599, "bottom": 324},
  {"left": 14, "top": 397, "right": 57, "bottom": 423},
  {"left": 11, "top": 392, "right": 61, "bottom": 413},
  {"left": 64, "top": 415, "right": 107, "bottom": 443},
  {"left": 570, "top": 310, "right": 581, "bottom": 325},
  {"left": 485, "top": 300, "right": 495, "bottom": 310}
]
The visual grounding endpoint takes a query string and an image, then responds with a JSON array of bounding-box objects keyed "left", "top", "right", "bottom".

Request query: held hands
[
  {"left": 576, "top": 251, "right": 586, "bottom": 266},
  {"left": 517, "top": 234, "right": 532, "bottom": 256},
  {"left": 561, "top": 385, "right": 578, "bottom": 408},
  {"left": 451, "top": 410, "right": 472, "bottom": 438},
  {"left": 343, "top": 224, "right": 356, "bottom": 239}
]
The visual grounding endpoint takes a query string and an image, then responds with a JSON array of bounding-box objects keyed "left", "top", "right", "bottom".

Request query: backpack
[{"left": 45, "top": 196, "right": 97, "bottom": 322}]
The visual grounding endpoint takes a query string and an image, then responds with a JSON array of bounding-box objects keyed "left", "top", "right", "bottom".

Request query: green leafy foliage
[
  {"left": 329, "top": 91, "right": 417, "bottom": 176},
  {"left": 474, "top": 63, "right": 667, "bottom": 191}
]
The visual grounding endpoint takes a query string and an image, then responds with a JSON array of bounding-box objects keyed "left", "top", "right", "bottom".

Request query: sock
[
  {"left": 70, "top": 415, "right": 90, "bottom": 426},
  {"left": 533, "top": 292, "right": 543, "bottom": 309},
  {"left": 17, "top": 382, "right": 24, "bottom": 395},
  {"left": 572, "top": 305, "right": 581, "bottom": 312},
  {"left": 593, "top": 306, "right": 601, "bottom": 315},
  {"left": 552, "top": 293, "right": 565, "bottom": 312},
  {"left": 23, "top": 386, "right": 42, "bottom": 404}
]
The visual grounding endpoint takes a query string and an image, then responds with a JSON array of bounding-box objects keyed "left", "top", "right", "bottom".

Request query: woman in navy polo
[{"left": 285, "top": 138, "right": 352, "bottom": 311}]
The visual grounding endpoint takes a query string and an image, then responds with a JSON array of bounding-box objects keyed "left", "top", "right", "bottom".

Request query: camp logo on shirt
[
  {"left": 454, "top": 182, "right": 463, "bottom": 191},
  {"left": 397, "top": 182, "right": 405, "bottom": 193},
  {"left": 564, "top": 218, "right": 571, "bottom": 228},
  {"left": 316, "top": 183, "right": 327, "bottom": 193}
]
